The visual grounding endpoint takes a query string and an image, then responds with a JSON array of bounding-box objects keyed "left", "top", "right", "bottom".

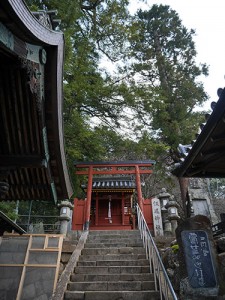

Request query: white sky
[{"left": 129, "top": 0, "right": 225, "bottom": 110}]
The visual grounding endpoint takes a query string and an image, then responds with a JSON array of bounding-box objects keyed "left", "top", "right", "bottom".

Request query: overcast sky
[{"left": 129, "top": 0, "right": 225, "bottom": 110}]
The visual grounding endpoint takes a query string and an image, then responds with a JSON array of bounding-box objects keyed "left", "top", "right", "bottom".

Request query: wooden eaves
[
  {"left": 0, "top": 0, "right": 73, "bottom": 202},
  {"left": 173, "top": 87, "right": 225, "bottom": 178}
]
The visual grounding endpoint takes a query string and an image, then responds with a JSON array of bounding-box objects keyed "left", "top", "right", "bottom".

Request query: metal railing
[
  {"left": 16, "top": 215, "right": 60, "bottom": 233},
  {"left": 136, "top": 204, "right": 178, "bottom": 300}
]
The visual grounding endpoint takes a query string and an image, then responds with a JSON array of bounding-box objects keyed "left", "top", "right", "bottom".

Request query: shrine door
[{"left": 98, "top": 198, "right": 122, "bottom": 225}]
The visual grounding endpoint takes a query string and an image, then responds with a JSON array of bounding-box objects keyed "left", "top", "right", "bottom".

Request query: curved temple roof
[
  {"left": 81, "top": 176, "right": 136, "bottom": 193},
  {"left": 173, "top": 87, "right": 225, "bottom": 178},
  {"left": 0, "top": 1, "right": 73, "bottom": 202}
]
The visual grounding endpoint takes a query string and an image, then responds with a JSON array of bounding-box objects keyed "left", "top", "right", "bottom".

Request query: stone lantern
[
  {"left": 158, "top": 188, "right": 172, "bottom": 235},
  {"left": 165, "top": 195, "right": 180, "bottom": 235},
  {"left": 158, "top": 188, "right": 170, "bottom": 209},
  {"left": 58, "top": 200, "right": 74, "bottom": 235}
]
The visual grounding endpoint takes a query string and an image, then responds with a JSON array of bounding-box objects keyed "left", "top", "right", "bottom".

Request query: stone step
[
  {"left": 89, "top": 225, "right": 133, "bottom": 230},
  {"left": 77, "top": 259, "right": 149, "bottom": 267},
  {"left": 87, "top": 234, "right": 141, "bottom": 240},
  {"left": 67, "top": 280, "right": 155, "bottom": 291},
  {"left": 86, "top": 237, "right": 142, "bottom": 243},
  {"left": 81, "top": 247, "right": 145, "bottom": 256},
  {"left": 84, "top": 242, "right": 143, "bottom": 248},
  {"left": 71, "top": 273, "right": 154, "bottom": 282},
  {"left": 78, "top": 254, "right": 146, "bottom": 261},
  {"left": 88, "top": 230, "right": 140, "bottom": 236},
  {"left": 74, "top": 266, "right": 150, "bottom": 274},
  {"left": 62, "top": 230, "right": 160, "bottom": 300},
  {"left": 62, "top": 241, "right": 78, "bottom": 253},
  {"left": 64, "top": 290, "right": 160, "bottom": 300}
]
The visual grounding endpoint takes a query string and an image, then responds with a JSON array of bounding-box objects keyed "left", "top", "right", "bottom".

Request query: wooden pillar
[
  {"left": 96, "top": 193, "right": 99, "bottom": 226},
  {"left": 84, "top": 166, "right": 93, "bottom": 230},
  {"left": 122, "top": 192, "right": 125, "bottom": 225},
  {"left": 135, "top": 165, "right": 144, "bottom": 212}
]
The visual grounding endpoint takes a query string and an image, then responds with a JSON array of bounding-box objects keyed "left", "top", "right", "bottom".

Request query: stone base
[
  {"left": 180, "top": 277, "right": 218, "bottom": 299},
  {"left": 164, "top": 230, "right": 173, "bottom": 237}
]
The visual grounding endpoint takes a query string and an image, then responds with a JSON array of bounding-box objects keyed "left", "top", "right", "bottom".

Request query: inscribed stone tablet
[{"left": 181, "top": 230, "right": 217, "bottom": 288}]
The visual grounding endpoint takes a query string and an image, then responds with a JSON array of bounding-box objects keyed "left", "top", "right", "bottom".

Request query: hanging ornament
[{"left": 108, "top": 195, "right": 112, "bottom": 223}]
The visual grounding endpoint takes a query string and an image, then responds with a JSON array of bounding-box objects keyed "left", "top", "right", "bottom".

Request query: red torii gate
[{"left": 74, "top": 160, "right": 155, "bottom": 230}]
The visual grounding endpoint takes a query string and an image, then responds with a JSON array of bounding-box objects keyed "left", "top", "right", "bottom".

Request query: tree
[
  {"left": 16, "top": 200, "right": 59, "bottom": 231},
  {"left": 125, "top": 5, "right": 209, "bottom": 216},
  {"left": 127, "top": 5, "right": 208, "bottom": 153},
  {"left": 0, "top": 201, "right": 17, "bottom": 220},
  {"left": 25, "top": 2, "right": 209, "bottom": 218},
  {"left": 26, "top": 0, "right": 137, "bottom": 195},
  {"left": 27, "top": 0, "right": 132, "bottom": 124}
]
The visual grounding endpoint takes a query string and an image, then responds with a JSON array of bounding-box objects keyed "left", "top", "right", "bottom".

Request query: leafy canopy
[{"left": 23, "top": 1, "right": 209, "bottom": 200}]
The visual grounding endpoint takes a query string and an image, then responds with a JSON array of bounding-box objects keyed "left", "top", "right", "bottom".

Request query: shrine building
[{"left": 72, "top": 160, "right": 156, "bottom": 231}]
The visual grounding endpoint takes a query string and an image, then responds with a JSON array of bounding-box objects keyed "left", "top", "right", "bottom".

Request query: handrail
[
  {"left": 17, "top": 214, "right": 60, "bottom": 233},
  {"left": 136, "top": 204, "right": 178, "bottom": 300},
  {"left": 17, "top": 223, "right": 61, "bottom": 233}
]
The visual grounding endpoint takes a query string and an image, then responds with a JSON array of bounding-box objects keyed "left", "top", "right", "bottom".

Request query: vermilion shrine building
[{"left": 72, "top": 160, "right": 156, "bottom": 231}]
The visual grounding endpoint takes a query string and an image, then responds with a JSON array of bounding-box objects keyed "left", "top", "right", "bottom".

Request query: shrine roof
[
  {"left": 173, "top": 87, "right": 225, "bottom": 178},
  {"left": 0, "top": 1, "right": 73, "bottom": 202},
  {"left": 82, "top": 176, "right": 136, "bottom": 192},
  {"left": 93, "top": 176, "right": 136, "bottom": 189}
]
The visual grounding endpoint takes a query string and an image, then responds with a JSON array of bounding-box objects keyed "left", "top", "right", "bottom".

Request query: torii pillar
[
  {"left": 135, "top": 165, "right": 144, "bottom": 212},
  {"left": 84, "top": 166, "right": 93, "bottom": 230}
]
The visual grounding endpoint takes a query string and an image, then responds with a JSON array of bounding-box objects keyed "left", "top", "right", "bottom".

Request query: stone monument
[{"left": 176, "top": 215, "right": 219, "bottom": 299}]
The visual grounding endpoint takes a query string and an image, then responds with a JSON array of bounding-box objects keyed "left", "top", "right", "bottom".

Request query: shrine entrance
[
  {"left": 97, "top": 197, "right": 122, "bottom": 225},
  {"left": 72, "top": 161, "right": 155, "bottom": 230},
  {"left": 73, "top": 176, "right": 135, "bottom": 230}
]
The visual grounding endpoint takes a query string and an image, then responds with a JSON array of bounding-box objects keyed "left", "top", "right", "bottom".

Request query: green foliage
[
  {"left": 171, "top": 244, "right": 179, "bottom": 253},
  {"left": 24, "top": 1, "right": 209, "bottom": 201},
  {"left": 16, "top": 200, "right": 59, "bottom": 229},
  {"left": 127, "top": 4, "right": 208, "bottom": 160},
  {"left": 208, "top": 178, "right": 225, "bottom": 200},
  {"left": 0, "top": 201, "right": 17, "bottom": 220}
]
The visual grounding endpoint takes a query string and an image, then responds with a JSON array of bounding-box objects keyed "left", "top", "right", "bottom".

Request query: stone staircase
[
  {"left": 64, "top": 230, "right": 160, "bottom": 300},
  {"left": 60, "top": 238, "right": 78, "bottom": 276}
]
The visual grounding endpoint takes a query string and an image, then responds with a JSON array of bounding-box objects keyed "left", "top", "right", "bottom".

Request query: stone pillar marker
[
  {"left": 152, "top": 197, "right": 163, "bottom": 236},
  {"left": 176, "top": 215, "right": 219, "bottom": 299},
  {"left": 58, "top": 200, "right": 74, "bottom": 235}
]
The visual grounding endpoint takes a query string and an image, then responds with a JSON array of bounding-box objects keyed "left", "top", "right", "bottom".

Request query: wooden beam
[
  {"left": 0, "top": 155, "right": 46, "bottom": 167},
  {"left": 75, "top": 163, "right": 153, "bottom": 168},
  {"left": 53, "top": 236, "right": 64, "bottom": 291},
  {"left": 16, "top": 235, "right": 33, "bottom": 300},
  {"left": 186, "top": 151, "right": 225, "bottom": 177},
  {"left": 0, "top": 263, "right": 58, "bottom": 267},
  {"left": 91, "top": 189, "right": 135, "bottom": 193},
  {"left": 76, "top": 169, "right": 153, "bottom": 175}
]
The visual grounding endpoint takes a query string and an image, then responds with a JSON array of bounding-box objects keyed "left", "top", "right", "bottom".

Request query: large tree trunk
[
  {"left": 153, "top": 30, "right": 170, "bottom": 93},
  {"left": 178, "top": 177, "right": 190, "bottom": 220}
]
